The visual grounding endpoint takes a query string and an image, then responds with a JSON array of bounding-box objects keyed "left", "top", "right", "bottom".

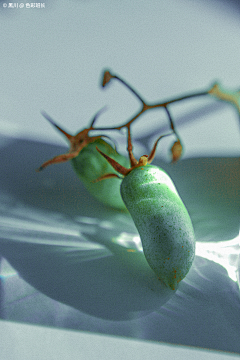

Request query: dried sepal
[
  {"left": 93, "top": 173, "right": 123, "bottom": 183},
  {"left": 96, "top": 147, "right": 130, "bottom": 176},
  {"left": 37, "top": 110, "right": 104, "bottom": 171},
  {"left": 36, "top": 150, "right": 80, "bottom": 172},
  {"left": 96, "top": 126, "right": 172, "bottom": 178},
  {"left": 148, "top": 133, "right": 173, "bottom": 164}
]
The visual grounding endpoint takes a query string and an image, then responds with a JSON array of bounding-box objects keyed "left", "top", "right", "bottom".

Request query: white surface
[{"left": 0, "top": 320, "right": 239, "bottom": 360}]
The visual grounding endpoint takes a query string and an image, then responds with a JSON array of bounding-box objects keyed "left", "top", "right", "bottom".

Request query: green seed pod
[
  {"left": 96, "top": 129, "right": 196, "bottom": 290},
  {"left": 37, "top": 111, "right": 129, "bottom": 210},
  {"left": 120, "top": 165, "right": 195, "bottom": 290},
  {"left": 71, "top": 138, "right": 129, "bottom": 209}
]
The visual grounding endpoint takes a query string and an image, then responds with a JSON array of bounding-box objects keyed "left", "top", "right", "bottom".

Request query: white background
[{"left": 0, "top": 0, "right": 240, "bottom": 158}]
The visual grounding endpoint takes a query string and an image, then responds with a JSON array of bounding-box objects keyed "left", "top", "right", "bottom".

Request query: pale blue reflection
[
  {"left": 75, "top": 216, "right": 115, "bottom": 230},
  {"left": 112, "top": 232, "right": 143, "bottom": 252},
  {"left": 0, "top": 212, "right": 177, "bottom": 321},
  {"left": 0, "top": 257, "right": 17, "bottom": 279},
  {"left": 196, "top": 236, "right": 240, "bottom": 282},
  {"left": 111, "top": 229, "right": 240, "bottom": 283},
  {"left": 1, "top": 207, "right": 240, "bottom": 333},
  {"left": 0, "top": 214, "right": 105, "bottom": 250},
  {"left": 1, "top": 211, "right": 239, "bottom": 284},
  {"left": 1, "top": 215, "right": 80, "bottom": 237}
]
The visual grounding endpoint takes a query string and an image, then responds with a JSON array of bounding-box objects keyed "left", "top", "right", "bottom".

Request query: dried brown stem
[{"left": 96, "top": 70, "right": 212, "bottom": 132}]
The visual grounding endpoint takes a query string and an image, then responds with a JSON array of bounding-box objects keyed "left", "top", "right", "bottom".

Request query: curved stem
[
  {"left": 94, "top": 87, "right": 210, "bottom": 132},
  {"left": 113, "top": 75, "right": 147, "bottom": 106},
  {"left": 148, "top": 133, "right": 173, "bottom": 164},
  {"left": 89, "top": 106, "right": 108, "bottom": 128},
  {"left": 127, "top": 126, "right": 138, "bottom": 167},
  {"left": 158, "top": 90, "right": 209, "bottom": 107},
  {"left": 164, "top": 105, "right": 180, "bottom": 140}
]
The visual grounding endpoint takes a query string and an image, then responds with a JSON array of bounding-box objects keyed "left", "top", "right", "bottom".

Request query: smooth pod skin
[
  {"left": 120, "top": 165, "right": 195, "bottom": 290},
  {"left": 71, "top": 138, "right": 129, "bottom": 210}
]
